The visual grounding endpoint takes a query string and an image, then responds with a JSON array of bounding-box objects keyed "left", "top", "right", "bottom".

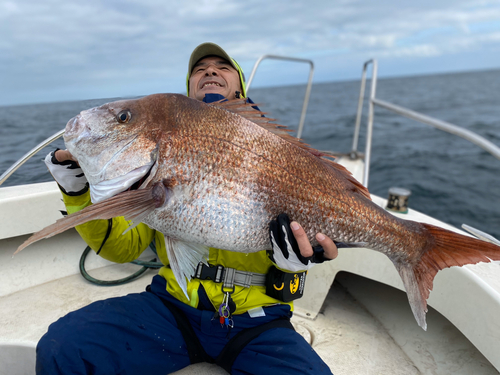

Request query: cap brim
[{"left": 188, "top": 42, "right": 238, "bottom": 75}]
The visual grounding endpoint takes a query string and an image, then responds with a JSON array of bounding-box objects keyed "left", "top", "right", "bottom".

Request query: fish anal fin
[
  {"left": 335, "top": 241, "right": 368, "bottom": 249},
  {"left": 164, "top": 236, "right": 210, "bottom": 298}
]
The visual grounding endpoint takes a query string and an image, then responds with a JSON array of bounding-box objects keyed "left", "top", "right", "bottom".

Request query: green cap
[{"left": 186, "top": 42, "right": 246, "bottom": 98}]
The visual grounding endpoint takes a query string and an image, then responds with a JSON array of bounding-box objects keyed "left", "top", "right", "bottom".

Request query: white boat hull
[{"left": 1, "top": 175, "right": 499, "bottom": 374}]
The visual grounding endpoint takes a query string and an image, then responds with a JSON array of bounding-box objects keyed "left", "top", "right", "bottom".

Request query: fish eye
[{"left": 116, "top": 110, "right": 131, "bottom": 123}]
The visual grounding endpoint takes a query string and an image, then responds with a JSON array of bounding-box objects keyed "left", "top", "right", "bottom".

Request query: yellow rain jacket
[{"left": 63, "top": 190, "right": 292, "bottom": 314}]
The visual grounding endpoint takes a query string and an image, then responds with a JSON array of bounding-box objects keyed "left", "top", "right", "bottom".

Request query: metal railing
[
  {"left": 0, "top": 129, "right": 65, "bottom": 186},
  {"left": 352, "top": 59, "right": 500, "bottom": 188},
  {"left": 1, "top": 54, "right": 315, "bottom": 187},
  {"left": 351, "top": 60, "right": 378, "bottom": 187},
  {"left": 246, "top": 54, "right": 314, "bottom": 139},
  {"left": 3, "top": 58, "right": 499, "bottom": 190}
]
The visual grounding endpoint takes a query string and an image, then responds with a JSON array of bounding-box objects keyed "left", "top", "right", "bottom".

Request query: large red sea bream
[{"left": 16, "top": 94, "right": 500, "bottom": 330}]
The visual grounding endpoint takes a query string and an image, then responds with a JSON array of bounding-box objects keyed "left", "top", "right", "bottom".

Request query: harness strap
[
  {"left": 194, "top": 262, "right": 267, "bottom": 289},
  {"left": 147, "top": 286, "right": 214, "bottom": 365},
  {"left": 215, "top": 317, "right": 295, "bottom": 373},
  {"left": 148, "top": 285, "right": 294, "bottom": 372}
]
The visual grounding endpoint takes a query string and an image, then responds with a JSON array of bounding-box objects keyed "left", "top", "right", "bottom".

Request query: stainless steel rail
[
  {"left": 352, "top": 59, "right": 500, "bottom": 187},
  {"left": 246, "top": 55, "right": 314, "bottom": 139},
  {"left": 3, "top": 58, "right": 499, "bottom": 189},
  {"left": 0, "top": 54, "right": 315, "bottom": 187},
  {"left": 351, "top": 60, "right": 378, "bottom": 187},
  {"left": 462, "top": 224, "right": 500, "bottom": 246},
  {"left": 0, "top": 129, "right": 65, "bottom": 186},
  {"left": 373, "top": 98, "right": 500, "bottom": 160}
]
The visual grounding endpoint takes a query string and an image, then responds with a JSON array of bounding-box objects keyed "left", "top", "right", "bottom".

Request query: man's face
[{"left": 188, "top": 56, "right": 241, "bottom": 101}]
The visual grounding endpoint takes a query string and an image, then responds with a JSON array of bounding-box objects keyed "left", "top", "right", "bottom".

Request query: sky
[{"left": 1, "top": 0, "right": 500, "bottom": 106}]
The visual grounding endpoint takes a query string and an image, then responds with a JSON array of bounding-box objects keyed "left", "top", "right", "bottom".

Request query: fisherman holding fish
[{"left": 36, "top": 43, "right": 337, "bottom": 374}]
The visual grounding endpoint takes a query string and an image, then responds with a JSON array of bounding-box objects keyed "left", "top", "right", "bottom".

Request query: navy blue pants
[{"left": 36, "top": 275, "right": 332, "bottom": 374}]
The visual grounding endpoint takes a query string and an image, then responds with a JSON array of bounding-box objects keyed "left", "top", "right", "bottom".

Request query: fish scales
[
  {"left": 139, "top": 98, "right": 305, "bottom": 248},
  {"left": 16, "top": 93, "right": 500, "bottom": 330},
  {"left": 151, "top": 98, "right": 370, "bottom": 251},
  {"left": 70, "top": 93, "right": 445, "bottom": 260}
]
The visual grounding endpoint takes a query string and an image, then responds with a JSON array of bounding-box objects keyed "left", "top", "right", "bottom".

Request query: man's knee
[
  {"left": 36, "top": 315, "right": 96, "bottom": 374},
  {"left": 36, "top": 322, "right": 81, "bottom": 374}
]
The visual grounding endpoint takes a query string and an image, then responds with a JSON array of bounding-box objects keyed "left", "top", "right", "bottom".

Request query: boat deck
[
  {"left": 0, "top": 233, "right": 497, "bottom": 374},
  {"left": 1, "top": 179, "right": 499, "bottom": 374}
]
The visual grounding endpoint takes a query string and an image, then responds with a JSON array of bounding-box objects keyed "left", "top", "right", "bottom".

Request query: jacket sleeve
[
  {"left": 45, "top": 150, "right": 155, "bottom": 263},
  {"left": 61, "top": 188, "right": 155, "bottom": 263}
]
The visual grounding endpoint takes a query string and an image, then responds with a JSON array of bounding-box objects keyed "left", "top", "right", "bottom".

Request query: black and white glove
[
  {"left": 268, "top": 213, "right": 330, "bottom": 272},
  {"left": 44, "top": 149, "right": 88, "bottom": 195}
]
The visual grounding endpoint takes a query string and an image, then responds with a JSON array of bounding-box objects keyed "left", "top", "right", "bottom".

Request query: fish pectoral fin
[
  {"left": 164, "top": 237, "right": 210, "bottom": 299},
  {"left": 14, "top": 187, "right": 160, "bottom": 255},
  {"left": 122, "top": 208, "right": 155, "bottom": 234},
  {"left": 393, "top": 261, "right": 428, "bottom": 331}
]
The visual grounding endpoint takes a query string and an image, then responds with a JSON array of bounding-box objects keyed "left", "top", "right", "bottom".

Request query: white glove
[
  {"left": 45, "top": 149, "right": 88, "bottom": 195},
  {"left": 268, "top": 214, "right": 329, "bottom": 272}
]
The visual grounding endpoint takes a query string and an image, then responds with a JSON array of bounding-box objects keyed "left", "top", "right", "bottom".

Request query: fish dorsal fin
[
  {"left": 320, "top": 156, "right": 372, "bottom": 200},
  {"left": 212, "top": 99, "right": 371, "bottom": 201},
  {"left": 210, "top": 99, "right": 290, "bottom": 138}
]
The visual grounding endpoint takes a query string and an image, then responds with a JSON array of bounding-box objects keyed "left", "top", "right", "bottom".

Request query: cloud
[{"left": 1, "top": 0, "right": 500, "bottom": 105}]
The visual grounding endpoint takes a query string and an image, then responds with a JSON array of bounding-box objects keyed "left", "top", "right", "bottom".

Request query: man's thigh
[
  {"left": 231, "top": 326, "right": 332, "bottom": 375},
  {"left": 36, "top": 291, "right": 190, "bottom": 375}
]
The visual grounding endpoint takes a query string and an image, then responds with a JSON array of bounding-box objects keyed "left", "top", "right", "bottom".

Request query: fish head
[{"left": 64, "top": 95, "right": 169, "bottom": 203}]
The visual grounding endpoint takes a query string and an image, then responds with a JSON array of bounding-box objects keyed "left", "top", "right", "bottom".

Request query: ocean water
[{"left": 1, "top": 69, "right": 499, "bottom": 239}]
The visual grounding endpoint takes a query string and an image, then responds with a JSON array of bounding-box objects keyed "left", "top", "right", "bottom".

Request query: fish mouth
[
  {"left": 88, "top": 139, "right": 160, "bottom": 205},
  {"left": 125, "top": 161, "right": 155, "bottom": 192},
  {"left": 89, "top": 161, "right": 157, "bottom": 203}
]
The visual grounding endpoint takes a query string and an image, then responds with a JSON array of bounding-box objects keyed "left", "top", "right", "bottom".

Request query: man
[{"left": 37, "top": 42, "right": 336, "bottom": 374}]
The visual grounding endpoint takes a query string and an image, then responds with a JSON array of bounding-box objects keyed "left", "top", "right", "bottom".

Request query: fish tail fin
[
  {"left": 394, "top": 223, "right": 500, "bottom": 330},
  {"left": 14, "top": 186, "right": 162, "bottom": 255}
]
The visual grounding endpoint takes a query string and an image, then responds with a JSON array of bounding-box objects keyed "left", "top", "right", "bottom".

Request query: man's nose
[{"left": 205, "top": 66, "right": 218, "bottom": 76}]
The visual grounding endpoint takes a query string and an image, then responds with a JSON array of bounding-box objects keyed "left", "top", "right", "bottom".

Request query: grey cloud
[{"left": 1, "top": 0, "right": 500, "bottom": 105}]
